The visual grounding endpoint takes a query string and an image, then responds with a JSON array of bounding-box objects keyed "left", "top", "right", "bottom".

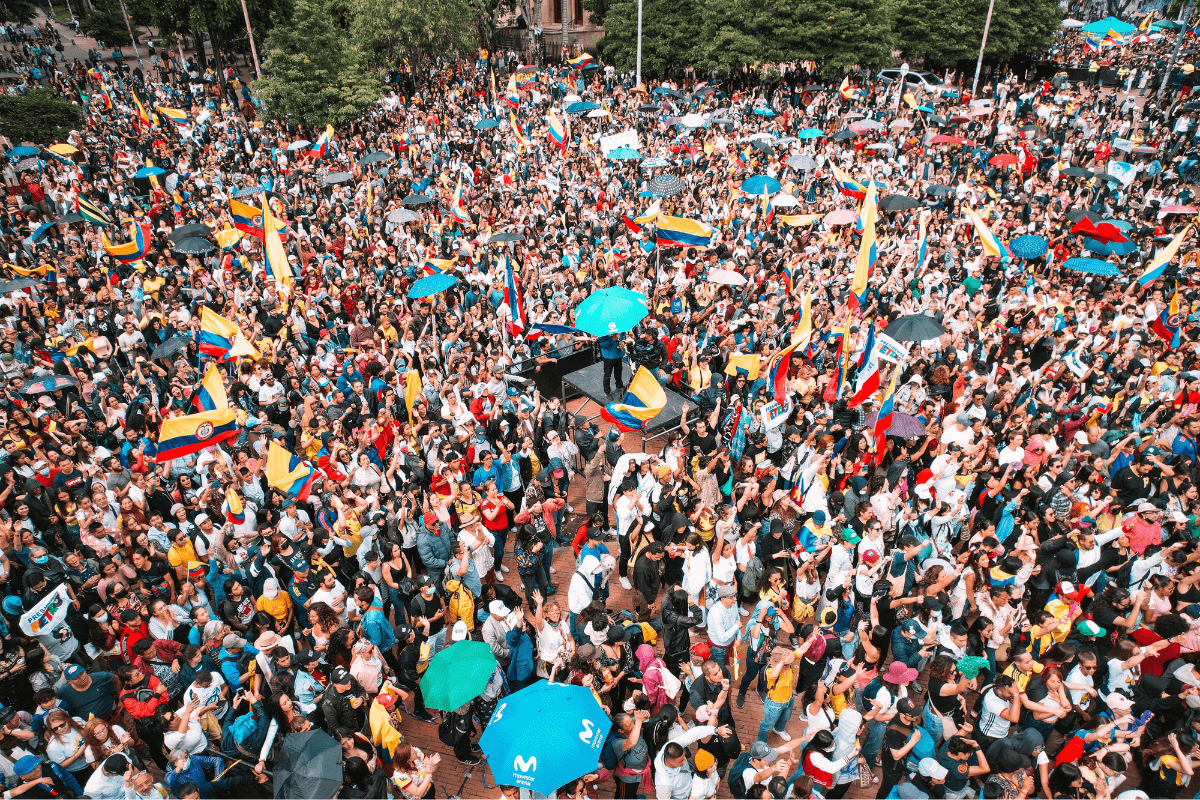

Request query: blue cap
[
  {"left": 13, "top": 755, "right": 42, "bottom": 775},
  {"left": 64, "top": 663, "right": 85, "bottom": 680},
  {"left": 2, "top": 596, "right": 22, "bottom": 615}
]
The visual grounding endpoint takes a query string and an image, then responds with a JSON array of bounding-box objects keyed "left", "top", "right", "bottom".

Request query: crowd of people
[{"left": 1, "top": 8, "right": 1200, "bottom": 800}]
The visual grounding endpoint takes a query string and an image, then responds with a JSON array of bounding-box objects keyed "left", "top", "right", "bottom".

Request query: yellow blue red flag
[
  {"left": 155, "top": 409, "right": 238, "bottom": 461},
  {"left": 601, "top": 366, "right": 667, "bottom": 432}
]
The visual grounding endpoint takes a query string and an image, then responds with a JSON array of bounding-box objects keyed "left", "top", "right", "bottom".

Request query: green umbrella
[{"left": 420, "top": 640, "right": 496, "bottom": 710}]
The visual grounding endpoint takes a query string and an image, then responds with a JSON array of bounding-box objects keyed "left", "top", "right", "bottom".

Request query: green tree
[
  {"left": 127, "top": 0, "right": 293, "bottom": 76},
  {"left": 693, "top": 0, "right": 773, "bottom": 71},
  {"left": 594, "top": 0, "right": 699, "bottom": 76},
  {"left": 0, "top": 0, "right": 39, "bottom": 25},
  {"left": 0, "top": 89, "right": 82, "bottom": 145},
  {"left": 348, "top": 0, "right": 479, "bottom": 70},
  {"left": 254, "top": 0, "right": 379, "bottom": 127},
  {"left": 769, "top": 0, "right": 898, "bottom": 72},
  {"left": 892, "top": 0, "right": 980, "bottom": 66},
  {"left": 79, "top": 0, "right": 133, "bottom": 46}
]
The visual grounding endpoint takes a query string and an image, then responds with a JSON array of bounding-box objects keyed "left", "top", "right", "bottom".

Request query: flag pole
[{"left": 970, "top": 0, "right": 996, "bottom": 99}]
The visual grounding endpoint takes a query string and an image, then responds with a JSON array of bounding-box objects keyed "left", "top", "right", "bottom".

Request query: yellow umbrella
[
  {"left": 48, "top": 144, "right": 77, "bottom": 155},
  {"left": 215, "top": 228, "right": 242, "bottom": 248}
]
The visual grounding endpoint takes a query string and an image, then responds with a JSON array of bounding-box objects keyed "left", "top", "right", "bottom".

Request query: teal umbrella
[
  {"left": 798, "top": 128, "right": 824, "bottom": 139},
  {"left": 608, "top": 147, "right": 641, "bottom": 160},
  {"left": 420, "top": 640, "right": 496, "bottom": 710},
  {"left": 574, "top": 287, "right": 648, "bottom": 336}
]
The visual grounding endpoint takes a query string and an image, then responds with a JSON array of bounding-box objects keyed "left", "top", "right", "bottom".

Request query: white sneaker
[
  {"left": 739, "top": 607, "right": 750, "bottom": 617},
  {"left": 775, "top": 731, "right": 792, "bottom": 742},
  {"left": 619, "top": 577, "right": 632, "bottom": 590},
  {"left": 550, "top": 567, "right": 557, "bottom": 574},
  {"left": 501, "top": 565, "right": 510, "bottom": 573},
  {"left": 566, "top": 504, "right": 575, "bottom": 513}
]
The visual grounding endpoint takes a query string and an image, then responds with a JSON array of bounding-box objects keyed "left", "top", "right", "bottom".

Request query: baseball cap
[
  {"left": 896, "top": 698, "right": 918, "bottom": 715},
  {"left": 997, "top": 749, "right": 1032, "bottom": 772},
  {"left": 840, "top": 528, "right": 861, "bottom": 544},
  {"left": 862, "top": 549, "right": 880, "bottom": 564},
  {"left": 748, "top": 741, "right": 779, "bottom": 762},
  {"left": 13, "top": 755, "right": 42, "bottom": 776},
  {"left": 919, "top": 757, "right": 948, "bottom": 780},
  {"left": 451, "top": 620, "right": 469, "bottom": 641},
  {"left": 294, "top": 649, "right": 319, "bottom": 665},
  {"left": 331, "top": 667, "right": 352, "bottom": 685},
  {"left": 1107, "top": 693, "right": 1134, "bottom": 711},
  {"left": 1076, "top": 620, "right": 1106, "bottom": 637},
  {"left": 64, "top": 664, "right": 86, "bottom": 680},
  {"left": 223, "top": 634, "right": 246, "bottom": 650}
]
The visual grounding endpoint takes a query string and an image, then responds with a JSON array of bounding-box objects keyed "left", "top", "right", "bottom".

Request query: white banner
[
  {"left": 876, "top": 334, "right": 910, "bottom": 364},
  {"left": 599, "top": 129, "right": 640, "bottom": 156},
  {"left": 760, "top": 399, "right": 793, "bottom": 430},
  {"left": 20, "top": 583, "right": 71, "bottom": 637}
]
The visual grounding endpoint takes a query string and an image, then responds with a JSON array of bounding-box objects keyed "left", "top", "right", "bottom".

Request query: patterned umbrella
[
  {"left": 648, "top": 174, "right": 686, "bottom": 197},
  {"left": 1009, "top": 235, "right": 1048, "bottom": 260}
]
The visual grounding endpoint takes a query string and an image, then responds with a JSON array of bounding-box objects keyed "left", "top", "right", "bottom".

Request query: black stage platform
[{"left": 561, "top": 362, "right": 687, "bottom": 442}]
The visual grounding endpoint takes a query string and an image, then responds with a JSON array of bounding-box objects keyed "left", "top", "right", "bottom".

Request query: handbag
[{"left": 656, "top": 664, "right": 683, "bottom": 699}]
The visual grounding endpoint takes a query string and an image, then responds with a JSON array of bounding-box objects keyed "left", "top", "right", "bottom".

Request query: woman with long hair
[
  {"left": 82, "top": 717, "right": 134, "bottom": 769},
  {"left": 801, "top": 728, "right": 858, "bottom": 796},
  {"left": 326, "top": 627, "right": 356, "bottom": 671},
  {"left": 43, "top": 709, "right": 92, "bottom": 784},
  {"left": 390, "top": 741, "right": 442, "bottom": 799}
]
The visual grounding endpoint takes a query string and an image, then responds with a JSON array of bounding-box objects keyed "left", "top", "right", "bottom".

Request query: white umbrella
[
  {"left": 681, "top": 113, "right": 706, "bottom": 128},
  {"left": 563, "top": 94, "right": 582, "bottom": 104},
  {"left": 1062, "top": 17, "right": 1084, "bottom": 26},
  {"left": 587, "top": 108, "right": 609, "bottom": 118},
  {"left": 771, "top": 193, "right": 799, "bottom": 207},
  {"left": 706, "top": 268, "right": 747, "bottom": 285},
  {"left": 890, "top": 119, "right": 913, "bottom": 129}
]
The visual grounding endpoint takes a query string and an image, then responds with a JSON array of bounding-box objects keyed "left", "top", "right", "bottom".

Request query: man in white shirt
[
  {"left": 310, "top": 570, "right": 349, "bottom": 621},
  {"left": 614, "top": 481, "right": 649, "bottom": 590},
  {"left": 257, "top": 373, "right": 284, "bottom": 405},
  {"left": 653, "top": 726, "right": 723, "bottom": 799}
]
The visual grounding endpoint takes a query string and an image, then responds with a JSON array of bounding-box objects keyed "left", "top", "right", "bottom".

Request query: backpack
[
  {"left": 888, "top": 722, "right": 936, "bottom": 774},
  {"left": 727, "top": 751, "right": 755, "bottom": 798},
  {"left": 438, "top": 712, "right": 463, "bottom": 746},
  {"left": 742, "top": 557, "right": 764, "bottom": 597},
  {"left": 599, "top": 726, "right": 622, "bottom": 770}
]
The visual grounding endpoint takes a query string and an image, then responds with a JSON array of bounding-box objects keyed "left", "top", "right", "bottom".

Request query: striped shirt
[{"left": 977, "top": 688, "right": 1012, "bottom": 739}]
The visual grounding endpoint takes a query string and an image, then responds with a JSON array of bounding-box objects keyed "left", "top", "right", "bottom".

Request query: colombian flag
[
  {"left": 197, "top": 307, "right": 240, "bottom": 357},
  {"left": 916, "top": 209, "right": 931, "bottom": 275},
  {"left": 1140, "top": 224, "right": 1191, "bottom": 287},
  {"left": 263, "top": 194, "right": 292, "bottom": 297},
  {"left": 966, "top": 207, "right": 1003, "bottom": 258},
  {"left": 230, "top": 198, "right": 264, "bottom": 235},
  {"left": 503, "top": 253, "right": 526, "bottom": 335},
  {"left": 423, "top": 256, "right": 456, "bottom": 275},
  {"left": 655, "top": 214, "right": 713, "bottom": 248},
  {"left": 601, "top": 366, "right": 667, "bottom": 431},
  {"left": 309, "top": 125, "right": 334, "bottom": 159},
  {"left": 448, "top": 177, "right": 472, "bottom": 227},
  {"left": 547, "top": 111, "right": 567, "bottom": 152},
  {"left": 1152, "top": 287, "right": 1183, "bottom": 348},
  {"left": 266, "top": 442, "right": 317, "bottom": 500},
  {"left": 155, "top": 409, "right": 238, "bottom": 461},
  {"left": 505, "top": 75, "right": 520, "bottom": 110},
  {"left": 851, "top": 182, "right": 878, "bottom": 309},
  {"left": 132, "top": 91, "right": 150, "bottom": 126},
  {"left": 874, "top": 370, "right": 898, "bottom": 465},
  {"left": 74, "top": 195, "right": 111, "bottom": 227},
  {"left": 766, "top": 340, "right": 800, "bottom": 404},
  {"left": 225, "top": 487, "right": 246, "bottom": 525},
  {"left": 192, "top": 363, "right": 228, "bottom": 411},
  {"left": 101, "top": 221, "right": 149, "bottom": 263},
  {"left": 155, "top": 105, "right": 189, "bottom": 126},
  {"left": 567, "top": 53, "right": 597, "bottom": 69},
  {"left": 831, "top": 165, "right": 866, "bottom": 200}
]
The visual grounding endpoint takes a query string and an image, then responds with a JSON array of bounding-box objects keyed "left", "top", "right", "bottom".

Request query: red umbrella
[
  {"left": 949, "top": 114, "right": 971, "bottom": 124},
  {"left": 1089, "top": 222, "right": 1130, "bottom": 244},
  {"left": 929, "top": 135, "right": 974, "bottom": 145},
  {"left": 1070, "top": 217, "right": 1100, "bottom": 238},
  {"left": 989, "top": 154, "right": 1020, "bottom": 167}
]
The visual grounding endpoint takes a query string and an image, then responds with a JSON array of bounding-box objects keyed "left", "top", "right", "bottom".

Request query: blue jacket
[
  {"left": 417, "top": 525, "right": 453, "bottom": 573},
  {"left": 358, "top": 604, "right": 397, "bottom": 651},
  {"left": 505, "top": 626, "right": 536, "bottom": 682}
]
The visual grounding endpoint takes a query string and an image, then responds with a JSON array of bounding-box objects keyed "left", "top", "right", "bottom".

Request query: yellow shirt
[
  {"left": 767, "top": 665, "right": 795, "bottom": 702},
  {"left": 256, "top": 591, "right": 292, "bottom": 624},
  {"left": 167, "top": 540, "right": 197, "bottom": 569}
]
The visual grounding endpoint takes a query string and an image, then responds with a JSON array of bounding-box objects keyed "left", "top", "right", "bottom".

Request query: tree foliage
[
  {"left": 348, "top": 0, "right": 480, "bottom": 70},
  {"left": 79, "top": 0, "right": 133, "bottom": 46},
  {"left": 0, "top": 0, "right": 39, "bottom": 25},
  {"left": 254, "top": 0, "right": 379, "bottom": 127},
  {"left": 127, "top": 0, "right": 293, "bottom": 66},
  {"left": 593, "top": 0, "right": 699, "bottom": 76},
  {"left": 0, "top": 89, "right": 82, "bottom": 145}
]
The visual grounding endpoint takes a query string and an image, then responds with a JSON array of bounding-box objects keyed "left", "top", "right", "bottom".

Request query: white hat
[
  {"left": 451, "top": 620, "right": 469, "bottom": 641},
  {"left": 919, "top": 758, "right": 948, "bottom": 781},
  {"left": 488, "top": 600, "right": 509, "bottom": 617}
]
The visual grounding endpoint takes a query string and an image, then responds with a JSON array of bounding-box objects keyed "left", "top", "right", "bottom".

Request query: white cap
[{"left": 451, "top": 620, "right": 469, "bottom": 641}]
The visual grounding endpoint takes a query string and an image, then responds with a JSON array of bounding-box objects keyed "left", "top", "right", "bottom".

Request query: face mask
[
  {"left": 32, "top": 555, "right": 48, "bottom": 565},
  {"left": 96, "top": 613, "right": 108, "bottom": 623}
]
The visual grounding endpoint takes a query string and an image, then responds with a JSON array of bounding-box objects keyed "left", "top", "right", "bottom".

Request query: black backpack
[{"left": 727, "top": 751, "right": 754, "bottom": 798}]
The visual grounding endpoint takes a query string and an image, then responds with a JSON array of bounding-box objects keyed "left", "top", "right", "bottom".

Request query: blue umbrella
[
  {"left": 798, "top": 128, "right": 824, "bottom": 139},
  {"left": 917, "top": 105, "right": 935, "bottom": 113},
  {"left": 574, "top": 287, "right": 647, "bottom": 336},
  {"left": 30, "top": 222, "right": 55, "bottom": 243},
  {"left": 6, "top": 146, "right": 38, "bottom": 158},
  {"left": 608, "top": 147, "right": 641, "bottom": 160},
  {"left": 565, "top": 101, "right": 600, "bottom": 114},
  {"left": 407, "top": 273, "right": 458, "bottom": 298},
  {"left": 741, "top": 175, "right": 782, "bottom": 195},
  {"left": 1009, "top": 234, "right": 1048, "bottom": 260},
  {"left": 1102, "top": 219, "right": 1133, "bottom": 230},
  {"left": 1063, "top": 258, "right": 1121, "bottom": 276},
  {"left": 134, "top": 166, "right": 166, "bottom": 178},
  {"left": 474, "top": 118, "right": 500, "bottom": 130},
  {"left": 1083, "top": 238, "right": 1136, "bottom": 256},
  {"left": 640, "top": 157, "right": 670, "bottom": 169},
  {"left": 479, "top": 682, "right": 611, "bottom": 795},
  {"left": 753, "top": 107, "right": 775, "bottom": 116}
]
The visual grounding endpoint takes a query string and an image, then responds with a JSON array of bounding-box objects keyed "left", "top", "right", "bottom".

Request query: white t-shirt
[
  {"left": 83, "top": 724, "right": 127, "bottom": 767},
  {"left": 44, "top": 719, "right": 88, "bottom": 771},
  {"left": 163, "top": 717, "right": 207, "bottom": 754},
  {"left": 980, "top": 690, "right": 1012, "bottom": 738},
  {"left": 184, "top": 672, "right": 229, "bottom": 720}
]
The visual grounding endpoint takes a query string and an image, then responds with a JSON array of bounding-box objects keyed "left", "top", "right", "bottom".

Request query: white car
[{"left": 878, "top": 69, "right": 948, "bottom": 94}]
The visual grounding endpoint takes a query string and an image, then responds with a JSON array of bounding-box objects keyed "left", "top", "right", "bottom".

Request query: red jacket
[{"left": 120, "top": 674, "right": 169, "bottom": 719}]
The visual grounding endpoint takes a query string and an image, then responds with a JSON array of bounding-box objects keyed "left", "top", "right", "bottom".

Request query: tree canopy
[{"left": 0, "top": 89, "right": 82, "bottom": 145}]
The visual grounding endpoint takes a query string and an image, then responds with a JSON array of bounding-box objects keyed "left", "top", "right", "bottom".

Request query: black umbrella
[
  {"left": 488, "top": 231, "right": 523, "bottom": 243},
  {"left": 926, "top": 114, "right": 947, "bottom": 126},
  {"left": 648, "top": 174, "right": 686, "bottom": 197},
  {"left": 692, "top": 86, "right": 715, "bottom": 97},
  {"left": 832, "top": 129, "right": 857, "bottom": 140},
  {"left": 0, "top": 278, "right": 39, "bottom": 293},
  {"left": 655, "top": 87, "right": 685, "bottom": 99},
  {"left": 402, "top": 194, "right": 436, "bottom": 206},
  {"left": 274, "top": 729, "right": 342, "bottom": 800},
  {"left": 1062, "top": 166, "right": 1092, "bottom": 178},
  {"left": 748, "top": 139, "right": 774, "bottom": 156},
  {"left": 883, "top": 313, "right": 945, "bottom": 342},
  {"left": 56, "top": 212, "right": 85, "bottom": 225},
  {"left": 802, "top": 84, "right": 825, "bottom": 92},
  {"left": 20, "top": 375, "right": 78, "bottom": 395},
  {"left": 879, "top": 195, "right": 921, "bottom": 211},
  {"left": 150, "top": 336, "right": 191, "bottom": 361},
  {"left": 323, "top": 171, "right": 353, "bottom": 185},
  {"left": 360, "top": 151, "right": 392, "bottom": 164},
  {"left": 925, "top": 184, "right": 954, "bottom": 197},
  {"left": 637, "top": 104, "right": 660, "bottom": 113},
  {"left": 174, "top": 237, "right": 216, "bottom": 255},
  {"left": 168, "top": 222, "right": 213, "bottom": 243},
  {"left": 1065, "top": 209, "right": 1101, "bottom": 223}
]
